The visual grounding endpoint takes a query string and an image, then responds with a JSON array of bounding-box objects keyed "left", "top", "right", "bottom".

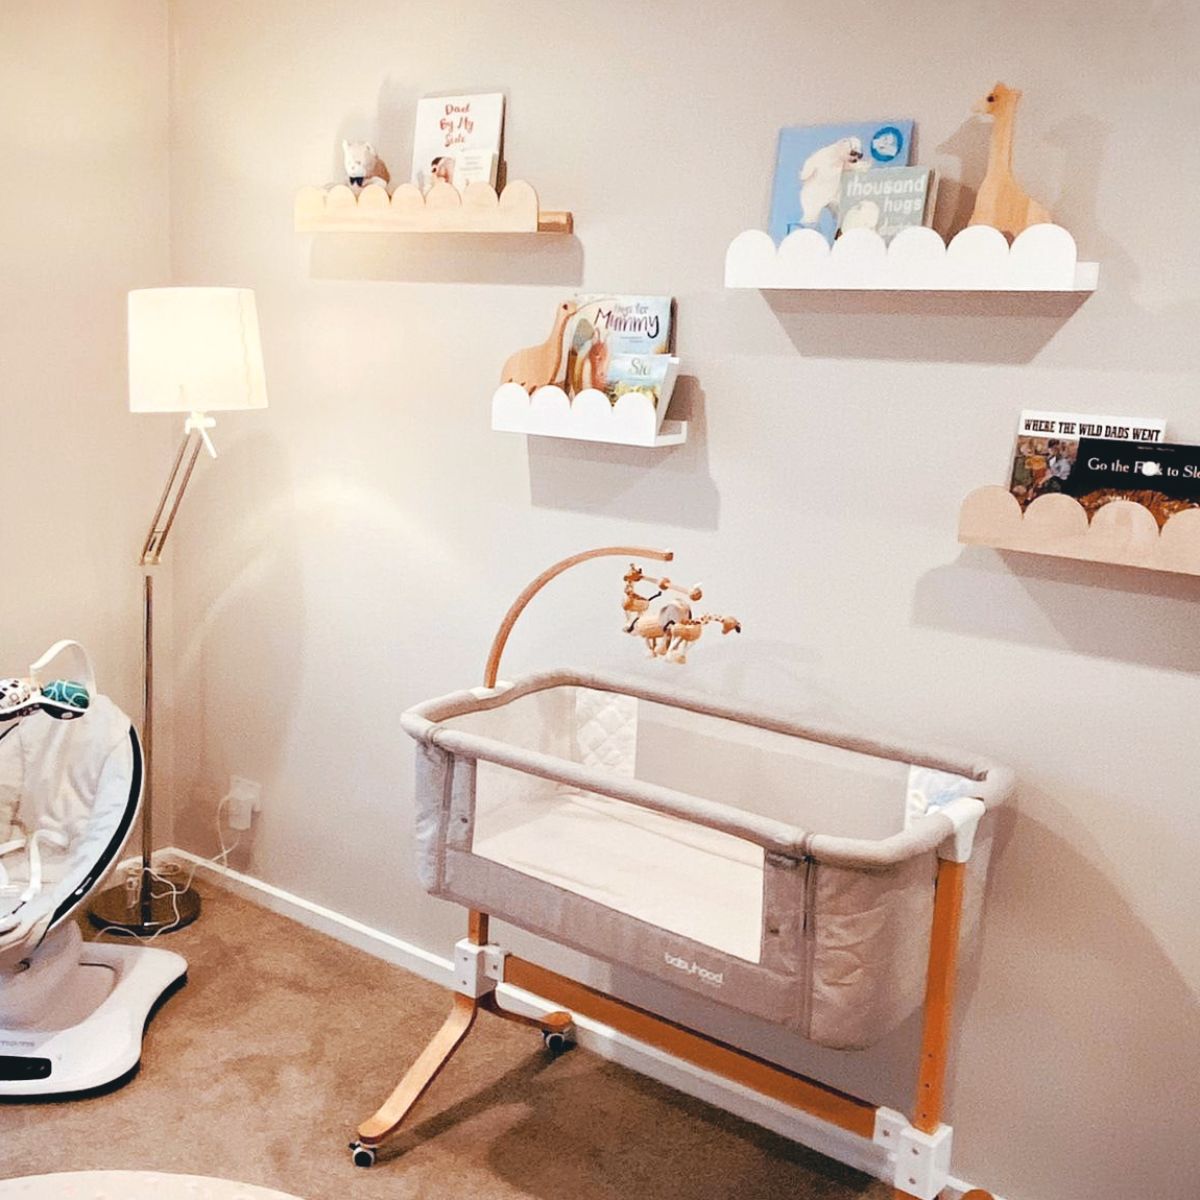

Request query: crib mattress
[{"left": 472, "top": 783, "right": 764, "bottom": 963}]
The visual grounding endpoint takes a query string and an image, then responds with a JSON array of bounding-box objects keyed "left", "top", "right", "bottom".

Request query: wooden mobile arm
[{"left": 482, "top": 545, "right": 674, "bottom": 688}]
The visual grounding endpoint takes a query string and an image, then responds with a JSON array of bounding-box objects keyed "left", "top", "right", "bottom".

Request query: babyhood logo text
[{"left": 664, "top": 952, "right": 724, "bottom": 986}]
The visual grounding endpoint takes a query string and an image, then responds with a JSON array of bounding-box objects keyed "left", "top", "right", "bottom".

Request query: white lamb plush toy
[
  {"left": 342, "top": 140, "right": 390, "bottom": 189},
  {"left": 798, "top": 136, "right": 864, "bottom": 227}
]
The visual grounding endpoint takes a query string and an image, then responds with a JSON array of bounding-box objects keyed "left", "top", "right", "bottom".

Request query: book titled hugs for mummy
[{"left": 563, "top": 295, "right": 674, "bottom": 397}]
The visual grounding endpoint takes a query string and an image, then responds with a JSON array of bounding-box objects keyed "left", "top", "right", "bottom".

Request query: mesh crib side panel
[
  {"left": 414, "top": 743, "right": 452, "bottom": 893},
  {"left": 808, "top": 853, "right": 937, "bottom": 1050}
]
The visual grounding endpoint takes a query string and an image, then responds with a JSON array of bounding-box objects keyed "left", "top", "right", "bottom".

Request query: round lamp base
[{"left": 87, "top": 882, "right": 201, "bottom": 936}]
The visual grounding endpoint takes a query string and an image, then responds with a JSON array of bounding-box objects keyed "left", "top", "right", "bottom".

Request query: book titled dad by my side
[
  {"left": 768, "top": 119, "right": 915, "bottom": 245},
  {"left": 411, "top": 93, "right": 505, "bottom": 193}
]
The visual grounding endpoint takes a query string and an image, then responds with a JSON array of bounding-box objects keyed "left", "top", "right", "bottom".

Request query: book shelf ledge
[
  {"left": 294, "top": 179, "right": 573, "bottom": 234},
  {"left": 725, "top": 223, "right": 1098, "bottom": 292},
  {"left": 958, "top": 486, "right": 1200, "bottom": 576},
  {"left": 491, "top": 384, "right": 687, "bottom": 448}
]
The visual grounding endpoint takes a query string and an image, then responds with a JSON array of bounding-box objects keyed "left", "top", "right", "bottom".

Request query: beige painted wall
[
  {"left": 0, "top": 5, "right": 170, "bottom": 745},
  {"left": 163, "top": 3, "right": 1200, "bottom": 1197}
]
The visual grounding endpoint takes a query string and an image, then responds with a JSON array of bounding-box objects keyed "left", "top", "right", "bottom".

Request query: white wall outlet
[{"left": 227, "top": 776, "right": 262, "bottom": 831}]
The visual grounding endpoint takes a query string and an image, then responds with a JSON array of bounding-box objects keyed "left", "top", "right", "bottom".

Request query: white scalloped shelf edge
[
  {"left": 294, "top": 179, "right": 572, "bottom": 234},
  {"left": 959, "top": 485, "right": 1200, "bottom": 576},
  {"left": 492, "top": 383, "right": 687, "bottom": 448},
  {"left": 726, "top": 223, "right": 1098, "bottom": 292}
]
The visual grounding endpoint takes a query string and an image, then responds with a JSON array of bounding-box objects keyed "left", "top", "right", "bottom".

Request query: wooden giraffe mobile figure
[
  {"left": 666, "top": 614, "right": 742, "bottom": 664},
  {"left": 621, "top": 564, "right": 660, "bottom": 633},
  {"left": 620, "top": 566, "right": 740, "bottom": 661},
  {"left": 969, "top": 82, "right": 1052, "bottom": 238},
  {"left": 500, "top": 300, "right": 578, "bottom": 391}
]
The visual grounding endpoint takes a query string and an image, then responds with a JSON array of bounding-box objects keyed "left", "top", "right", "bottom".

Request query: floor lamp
[{"left": 89, "top": 287, "right": 268, "bottom": 935}]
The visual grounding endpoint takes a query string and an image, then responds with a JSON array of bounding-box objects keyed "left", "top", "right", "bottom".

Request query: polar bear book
[{"left": 767, "top": 119, "right": 915, "bottom": 245}]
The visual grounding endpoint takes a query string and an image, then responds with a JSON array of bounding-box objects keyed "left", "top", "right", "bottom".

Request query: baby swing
[
  {"left": 353, "top": 548, "right": 1012, "bottom": 1200},
  {"left": 0, "top": 641, "right": 185, "bottom": 1096}
]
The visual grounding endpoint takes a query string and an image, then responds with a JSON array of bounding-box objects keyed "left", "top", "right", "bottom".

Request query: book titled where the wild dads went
[{"left": 768, "top": 120, "right": 915, "bottom": 244}]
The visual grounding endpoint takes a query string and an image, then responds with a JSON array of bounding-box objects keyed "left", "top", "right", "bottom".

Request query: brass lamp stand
[
  {"left": 88, "top": 425, "right": 208, "bottom": 934},
  {"left": 88, "top": 286, "right": 266, "bottom": 935}
]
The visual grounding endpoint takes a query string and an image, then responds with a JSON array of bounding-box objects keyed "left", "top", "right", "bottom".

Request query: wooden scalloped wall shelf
[
  {"left": 959, "top": 486, "right": 1200, "bottom": 576},
  {"left": 294, "top": 179, "right": 572, "bottom": 234},
  {"left": 492, "top": 383, "right": 686, "bottom": 448},
  {"left": 725, "top": 223, "right": 1098, "bottom": 292}
]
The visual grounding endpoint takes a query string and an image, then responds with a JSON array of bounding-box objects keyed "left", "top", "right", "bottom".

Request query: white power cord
[{"left": 91, "top": 789, "right": 243, "bottom": 944}]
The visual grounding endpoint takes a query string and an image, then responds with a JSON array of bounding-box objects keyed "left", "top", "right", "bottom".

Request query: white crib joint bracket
[
  {"left": 453, "top": 939, "right": 507, "bottom": 998},
  {"left": 873, "top": 1109, "right": 953, "bottom": 1200},
  {"left": 937, "top": 796, "right": 985, "bottom": 863}
]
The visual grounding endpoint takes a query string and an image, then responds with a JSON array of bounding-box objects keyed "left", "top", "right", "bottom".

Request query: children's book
[
  {"left": 563, "top": 296, "right": 674, "bottom": 396},
  {"left": 411, "top": 93, "right": 504, "bottom": 192},
  {"left": 837, "top": 166, "right": 936, "bottom": 240},
  {"left": 1066, "top": 439, "right": 1200, "bottom": 527},
  {"left": 768, "top": 120, "right": 915, "bottom": 245},
  {"left": 1007, "top": 410, "right": 1166, "bottom": 508},
  {"left": 603, "top": 354, "right": 679, "bottom": 419}
]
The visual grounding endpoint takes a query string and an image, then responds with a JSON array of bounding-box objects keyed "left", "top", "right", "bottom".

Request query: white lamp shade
[{"left": 128, "top": 287, "right": 268, "bottom": 414}]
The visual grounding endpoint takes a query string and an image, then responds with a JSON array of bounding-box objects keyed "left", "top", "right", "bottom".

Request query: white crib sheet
[{"left": 471, "top": 784, "right": 765, "bottom": 963}]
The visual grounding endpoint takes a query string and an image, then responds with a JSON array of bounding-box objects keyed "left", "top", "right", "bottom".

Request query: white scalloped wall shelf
[
  {"left": 492, "top": 384, "right": 687, "bottom": 448},
  {"left": 959, "top": 486, "right": 1200, "bottom": 576},
  {"left": 725, "top": 223, "right": 1098, "bottom": 292},
  {"left": 294, "top": 179, "right": 572, "bottom": 234}
]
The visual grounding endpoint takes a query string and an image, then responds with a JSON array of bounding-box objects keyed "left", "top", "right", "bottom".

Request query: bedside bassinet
[
  {"left": 353, "top": 547, "right": 1013, "bottom": 1199},
  {"left": 402, "top": 669, "right": 1011, "bottom": 1051}
]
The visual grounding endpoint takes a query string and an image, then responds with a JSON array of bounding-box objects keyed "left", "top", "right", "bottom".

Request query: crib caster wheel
[
  {"left": 542, "top": 1026, "right": 574, "bottom": 1057},
  {"left": 539, "top": 1010, "right": 574, "bottom": 1056},
  {"left": 349, "top": 1141, "right": 376, "bottom": 1168},
  {"left": 542, "top": 1029, "right": 569, "bottom": 1055}
]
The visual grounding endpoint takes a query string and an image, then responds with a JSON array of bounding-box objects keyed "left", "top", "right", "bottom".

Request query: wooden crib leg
[
  {"left": 353, "top": 910, "right": 492, "bottom": 1158},
  {"left": 355, "top": 991, "right": 479, "bottom": 1148},
  {"left": 894, "top": 858, "right": 968, "bottom": 1200}
]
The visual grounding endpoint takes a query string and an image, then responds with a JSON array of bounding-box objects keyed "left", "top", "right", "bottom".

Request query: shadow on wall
[
  {"left": 931, "top": 113, "right": 989, "bottom": 240},
  {"left": 171, "top": 430, "right": 304, "bottom": 869},
  {"left": 308, "top": 231, "right": 584, "bottom": 287},
  {"left": 760, "top": 290, "right": 1088, "bottom": 365},
  {"left": 915, "top": 546, "right": 1200, "bottom": 672},
  {"left": 524, "top": 377, "right": 720, "bottom": 530},
  {"left": 949, "top": 796, "right": 1200, "bottom": 1197}
]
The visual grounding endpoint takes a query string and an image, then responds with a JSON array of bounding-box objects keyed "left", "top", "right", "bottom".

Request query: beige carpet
[{"left": 0, "top": 883, "right": 887, "bottom": 1199}]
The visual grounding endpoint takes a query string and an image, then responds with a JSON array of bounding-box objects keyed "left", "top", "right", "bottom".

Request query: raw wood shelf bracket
[
  {"left": 959, "top": 485, "right": 1200, "bottom": 576},
  {"left": 294, "top": 179, "right": 572, "bottom": 234}
]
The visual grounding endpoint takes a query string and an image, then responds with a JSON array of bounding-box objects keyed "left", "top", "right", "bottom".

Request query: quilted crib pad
[{"left": 401, "top": 671, "right": 1013, "bottom": 1050}]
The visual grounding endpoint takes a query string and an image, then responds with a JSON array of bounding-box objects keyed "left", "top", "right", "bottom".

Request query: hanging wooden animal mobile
[
  {"left": 968, "top": 82, "right": 1052, "bottom": 237},
  {"left": 500, "top": 300, "right": 578, "bottom": 391},
  {"left": 621, "top": 563, "right": 740, "bottom": 663}
]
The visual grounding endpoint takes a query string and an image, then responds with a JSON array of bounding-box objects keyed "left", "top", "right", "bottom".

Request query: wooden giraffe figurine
[
  {"left": 968, "top": 83, "right": 1052, "bottom": 238},
  {"left": 500, "top": 300, "right": 578, "bottom": 391}
]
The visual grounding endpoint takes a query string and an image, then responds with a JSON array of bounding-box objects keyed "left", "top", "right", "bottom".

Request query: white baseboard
[{"left": 167, "top": 847, "right": 1001, "bottom": 1200}]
